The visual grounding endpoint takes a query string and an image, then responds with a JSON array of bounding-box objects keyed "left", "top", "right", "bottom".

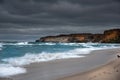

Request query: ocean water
[{"left": 0, "top": 42, "right": 120, "bottom": 77}]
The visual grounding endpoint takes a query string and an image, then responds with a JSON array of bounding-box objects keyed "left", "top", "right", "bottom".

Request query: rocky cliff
[
  {"left": 36, "top": 29, "right": 120, "bottom": 43},
  {"left": 101, "top": 29, "right": 120, "bottom": 43}
]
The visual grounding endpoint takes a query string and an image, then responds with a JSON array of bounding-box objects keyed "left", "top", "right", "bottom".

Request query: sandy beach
[
  {"left": 0, "top": 48, "right": 120, "bottom": 80},
  {"left": 58, "top": 53, "right": 120, "bottom": 80}
]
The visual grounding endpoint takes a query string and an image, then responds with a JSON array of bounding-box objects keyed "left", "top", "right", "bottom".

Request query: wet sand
[
  {"left": 58, "top": 55, "right": 120, "bottom": 80},
  {"left": 0, "top": 48, "right": 119, "bottom": 80}
]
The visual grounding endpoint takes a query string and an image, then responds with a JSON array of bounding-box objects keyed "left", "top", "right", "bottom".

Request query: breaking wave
[
  {"left": 2, "top": 48, "right": 93, "bottom": 66},
  {"left": 0, "top": 42, "right": 120, "bottom": 77},
  {"left": 0, "top": 64, "right": 26, "bottom": 77}
]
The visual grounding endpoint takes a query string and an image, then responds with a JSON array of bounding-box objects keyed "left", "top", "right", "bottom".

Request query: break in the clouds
[{"left": 0, "top": 0, "right": 120, "bottom": 41}]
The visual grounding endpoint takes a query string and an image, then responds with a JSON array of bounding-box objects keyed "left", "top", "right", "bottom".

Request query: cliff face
[
  {"left": 36, "top": 29, "right": 120, "bottom": 43},
  {"left": 101, "top": 29, "right": 120, "bottom": 43}
]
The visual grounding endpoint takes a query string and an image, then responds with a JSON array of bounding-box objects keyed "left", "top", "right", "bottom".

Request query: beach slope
[
  {"left": 58, "top": 56, "right": 120, "bottom": 80},
  {"left": 0, "top": 48, "right": 120, "bottom": 80}
]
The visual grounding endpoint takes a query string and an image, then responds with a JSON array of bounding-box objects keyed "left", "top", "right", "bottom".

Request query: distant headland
[{"left": 36, "top": 29, "right": 120, "bottom": 43}]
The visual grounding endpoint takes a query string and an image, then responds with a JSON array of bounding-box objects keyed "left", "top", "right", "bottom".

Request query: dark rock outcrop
[{"left": 36, "top": 29, "right": 120, "bottom": 43}]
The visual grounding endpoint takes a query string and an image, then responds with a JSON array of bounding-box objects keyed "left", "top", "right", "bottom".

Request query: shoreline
[
  {"left": 58, "top": 56, "right": 120, "bottom": 80},
  {"left": 0, "top": 48, "right": 120, "bottom": 80}
]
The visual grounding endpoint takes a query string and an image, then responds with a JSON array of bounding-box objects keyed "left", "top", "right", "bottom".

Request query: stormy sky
[{"left": 0, "top": 0, "right": 120, "bottom": 41}]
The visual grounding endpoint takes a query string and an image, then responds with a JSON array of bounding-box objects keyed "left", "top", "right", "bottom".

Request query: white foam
[
  {"left": 2, "top": 53, "right": 84, "bottom": 66},
  {"left": 0, "top": 43, "right": 3, "bottom": 51},
  {"left": 16, "top": 42, "right": 29, "bottom": 45},
  {"left": 0, "top": 64, "right": 26, "bottom": 77},
  {"left": 2, "top": 47, "right": 103, "bottom": 66},
  {"left": 0, "top": 42, "right": 57, "bottom": 46},
  {"left": 1, "top": 43, "right": 120, "bottom": 77},
  {"left": 0, "top": 42, "right": 29, "bottom": 46},
  {"left": 2, "top": 48, "right": 91, "bottom": 66},
  {"left": 59, "top": 43, "right": 91, "bottom": 46},
  {"left": 43, "top": 43, "right": 56, "bottom": 45},
  {"left": 0, "top": 43, "right": 3, "bottom": 47},
  {"left": 1, "top": 42, "right": 120, "bottom": 48},
  {"left": 59, "top": 43, "right": 80, "bottom": 46}
]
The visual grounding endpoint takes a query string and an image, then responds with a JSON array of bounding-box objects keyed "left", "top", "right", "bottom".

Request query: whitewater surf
[{"left": 0, "top": 42, "right": 120, "bottom": 77}]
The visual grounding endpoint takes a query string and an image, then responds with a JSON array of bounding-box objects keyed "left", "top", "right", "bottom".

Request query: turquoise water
[{"left": 0, "top": 42, "right": 120, "bottom": 77}]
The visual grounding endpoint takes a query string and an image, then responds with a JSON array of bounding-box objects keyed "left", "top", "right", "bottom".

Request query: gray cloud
[{"left": 0, "top": 0, "right": 120, "bottom": 41}]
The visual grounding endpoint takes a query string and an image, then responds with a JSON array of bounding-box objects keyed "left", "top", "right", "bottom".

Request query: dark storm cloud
[{"left": 0, "top": 0, "right": 120, "bottom": 41}]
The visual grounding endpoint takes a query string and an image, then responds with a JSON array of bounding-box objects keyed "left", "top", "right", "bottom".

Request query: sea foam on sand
[{"left": 0, "top": 64, "right": 26, "bottom": 77}]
